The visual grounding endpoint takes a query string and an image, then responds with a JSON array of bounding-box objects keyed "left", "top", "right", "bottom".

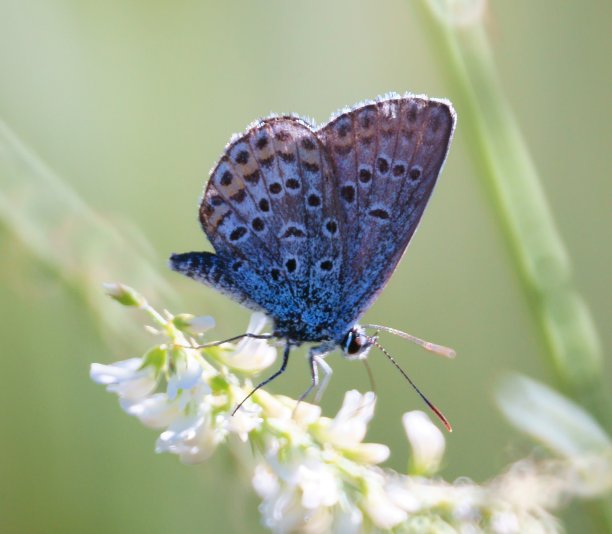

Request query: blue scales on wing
[
  {"left": 170, "top": 116, "right": 347, "bottom": 342},
  {"left": 316, "top": 96, "right": 456, "bottom": 338}
]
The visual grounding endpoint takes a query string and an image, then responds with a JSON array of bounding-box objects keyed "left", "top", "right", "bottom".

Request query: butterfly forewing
[{"left": 199, "top": 117, "right": 344, "bottom": 338}]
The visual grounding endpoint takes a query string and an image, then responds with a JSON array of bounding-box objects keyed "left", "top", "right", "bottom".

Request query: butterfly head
[{"left": 340, "top": 326, "right": 375, "bottom": 361}]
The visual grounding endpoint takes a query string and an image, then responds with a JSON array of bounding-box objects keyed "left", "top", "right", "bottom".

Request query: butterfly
[{"left": 170, "top": 94, "right": 456, "bottom": 428}]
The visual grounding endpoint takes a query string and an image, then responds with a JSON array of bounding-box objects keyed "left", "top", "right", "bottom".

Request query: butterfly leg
[
  {"left": 313, "top": 357, "right": 333, "bottom": 402},
  {"left": 232, "top": 342, "right": 292, "bottom": 415},
  {"left": 297, "top": 342, "right": 335, "bottom": 404}
]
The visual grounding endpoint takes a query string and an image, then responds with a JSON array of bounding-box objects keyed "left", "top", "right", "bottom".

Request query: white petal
[
  {"left": 245, "top": 312, "right": 268, "bottom": 335},
  {"left": 188, "top": 315, "right": 216, "bottom": 332},
  {"left": 155, "top": 409, "right": 226, "bottom": 464},
  {"left": 334, "top": 500, "right": 363, "bottom": 534},
  {"left": 349, "top": 443, "right": 390, "bottom": 465},
  {"left": 225, "top": 407, "right": 262, "bottom": 441},
  {"left": 385, "top": 481, "right": 422, "bottom": 513},
  {"left": 252, "top": 463, "right": 280, "bottom": 499},
  {"left": 166, "top": 351, "right": 203, "bottom": 400},
  {"left": 290, "top": 398, "right": 322, "bottom": 427},
  {"left": 90, "top": 359, "right": 157, "bottom": 400},
  {"left": 322, "top": 390, "right": 377, "bottom": 448},
  {"left": 227, "top": 338, "right": 277, "bottom": 373},
  {"left": 491, "top": 510, "right": 521, "bottom": 534},
  {"left": 119, "top": 393, "right": 180, "bottom": 428},
  {"left": 224, "top": 314, "right": 276, "bottom": 373},
  {"left": 297, "top": 463, "right": 340, "bottom": 509},
  {"left": 262, "top": 490, "right": 304, "bottom": 533},
  {"left": 362, "top": 482, "right": 408, "bottom": 529},
  {"left": 403, "top": 410, "right": 446, "bottom": 474},
  {"left": 90, "top": 359, "right": 141, "bottom": 384}
]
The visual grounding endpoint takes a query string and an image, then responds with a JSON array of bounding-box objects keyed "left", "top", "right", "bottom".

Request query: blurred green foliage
[{"left": 0, "top": 1, "right": 609, "bottom": 532}]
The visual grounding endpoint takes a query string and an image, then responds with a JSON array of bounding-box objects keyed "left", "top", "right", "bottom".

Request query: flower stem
[
  {"left": 0, "top": 119, "right": 176, "bottom": 342},
  {"left": 414, "top": 1, "right": 609, "bottom": 429},
  {"left": 414, "top": 1, "right": 611, "bottom": 529}
]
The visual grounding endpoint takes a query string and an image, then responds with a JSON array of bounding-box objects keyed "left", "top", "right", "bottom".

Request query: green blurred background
[{"left": 0, "top": 1, "right": 609, "bottom": 532}]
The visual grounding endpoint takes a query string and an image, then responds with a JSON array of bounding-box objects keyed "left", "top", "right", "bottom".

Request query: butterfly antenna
[
  {"left": 362, "top": 324, "right": 456, "bottom": 358},
  {"left": 368, "top": 337, "right": 452, "bottom": 432}
]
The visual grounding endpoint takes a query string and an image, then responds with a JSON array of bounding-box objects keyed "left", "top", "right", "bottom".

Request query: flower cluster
[
  {"left": 92, "top": 285, "right": 612, "bottom": 533},
  {"left": 91, "top": 284, "right": 277, "bottom": 463}
]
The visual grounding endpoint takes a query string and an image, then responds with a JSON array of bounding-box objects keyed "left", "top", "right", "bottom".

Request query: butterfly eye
[{"left": 342, "top": 327, "right": 371, "bottom": 358}]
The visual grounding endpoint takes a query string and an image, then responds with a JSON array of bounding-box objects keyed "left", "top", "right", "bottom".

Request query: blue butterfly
[{"left": 170, "top": 94, "right": 456, "bottom": 428}]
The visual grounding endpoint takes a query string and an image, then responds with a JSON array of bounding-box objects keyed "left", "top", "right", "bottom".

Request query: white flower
[
  {"left": 318, "top": 390, "right": 375, "bottom": 446},
  {"left": 314, "top": 390, "right": 389, "bottom": 464},
  {"left": 90, "top": 358, "right": 157, "bottom": 400},
  {"left": 94, "top": 288, "right": 612, "bottom": 533},
  {"left": 385, "top": 479, "right": 423, "bottom": 514},
  {"left": 361, "top": 477, "right": 408, "bottom": 529},
  {"left": 252, "top": 462, "right": 280, "bottom": 499},
  {"left": 119, "top": 393, "right": 181, "bottom": 428},
  {"left": 333, "top": 495, "right": 363, "bottom": 534},
  {"left": 403, "top": 410, "right": 446, "bottom": 475},
  {"left": 166, "top": 349, "right": 204, "bottom": 401},
  {"left": 253, "top": 454, "right": 341, "bottom": 533},
  {"left": 155, "top": 404, "right": 227, "bottom": 464},
  {"left": 295, "top": 461, "right": 341, "bottom": 509},
  {"left": 253, "top": 462, "right": 305, "bottom": 532},
  {"left": 490, "top": 510, "right": 521, "bottom": 534},
  {"left": 222, "top": 313, "right": 276, "bottom": 373},
  {"left": 225, "top": 403, "right": 263, "bottom": 441}
]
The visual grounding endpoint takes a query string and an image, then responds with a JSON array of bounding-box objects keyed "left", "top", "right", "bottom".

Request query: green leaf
[
  {"left": 141, "top": 346, "right": 168, "bottom": 372},
  {"left": 496, "top": 374, "right": 611, "bottom": 457}
]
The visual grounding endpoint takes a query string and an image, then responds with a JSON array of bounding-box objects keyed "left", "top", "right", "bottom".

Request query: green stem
[
  {"left": 414, "top": 0, "right": 609, "bottom": 427},
  {"left": 413, "top": 0, "right": 610, "bottom": 529},
  {"left": 0, "top": 119, "right": 176, "bottom": 343}
]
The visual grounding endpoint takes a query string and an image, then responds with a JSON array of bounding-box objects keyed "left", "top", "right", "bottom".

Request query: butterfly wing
[
  {"left": 172, "top": 116, "right": 346, "bottom": 340},
  {"left": 169, "top": 250, "right": 264, "bottom": 311},
  {"left": 171, "top": 95, "right": 455, "bottom": 343},
  {"left": 316, "top": 96, "right": 456, "bottom": 338}
]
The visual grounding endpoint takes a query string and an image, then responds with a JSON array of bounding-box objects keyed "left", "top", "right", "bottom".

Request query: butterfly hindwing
[
  {"left": 169, "top": 251, "right": 263, "bottom": 312},
  {"left": 317, "top": 96, "right": 455, "bottom": 334}
]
